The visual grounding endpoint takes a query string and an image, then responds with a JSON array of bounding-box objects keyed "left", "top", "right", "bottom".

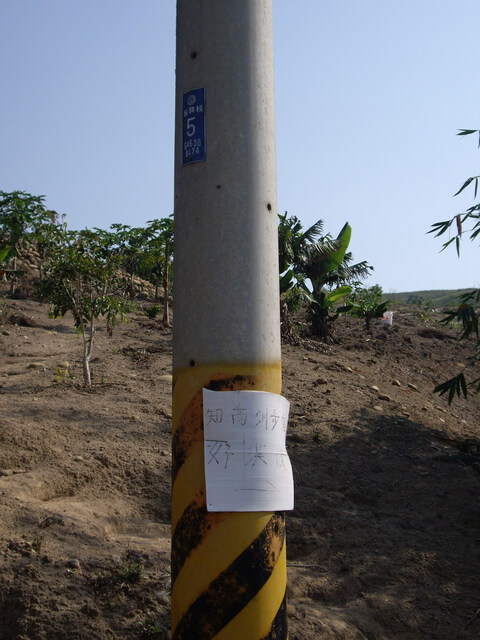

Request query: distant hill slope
[{"left": 386, "top": 288, "right": 476, "bottom": 308}]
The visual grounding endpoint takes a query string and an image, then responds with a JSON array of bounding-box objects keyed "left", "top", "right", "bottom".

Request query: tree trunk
[
  {"left": 9, "top": 256, "right": 17, "bottom": 297},
  {"left": 162, "top": 262, "right": 170, "bottom": 326},
  {"left": 310, "top": 304, "right": 330, "bottom": 340},
  {"left": 82, "top": 320, "right": 95, "bottom": 386},
  {"left": 127, "top": 270, "right": 136, "bottom": 300}
]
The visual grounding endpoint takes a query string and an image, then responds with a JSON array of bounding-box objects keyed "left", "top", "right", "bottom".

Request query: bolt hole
[
  {"left": 267, "top": 203, "right": 272, "bottom": 211},
  {"left": 190, "top": 51, "right": 197, "bottom": 59},
  {"left": 189, "top": 360, "right": 195, "bottom": 367},
  {"left": 216, "top": 185, "right": 222, "bottom": 189}
]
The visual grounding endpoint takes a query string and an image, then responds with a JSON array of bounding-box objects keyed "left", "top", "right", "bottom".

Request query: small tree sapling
[
  {"left": 348, "top": 285, "right": 390, "bottom": 331},
  {"left": 37, "top": 228, "right": 132, "bottom": 386}
]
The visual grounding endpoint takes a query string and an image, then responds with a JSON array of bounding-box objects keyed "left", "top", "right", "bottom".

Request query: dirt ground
[{"left": 1, "top": 282, "right": 480, "bottom": 639}]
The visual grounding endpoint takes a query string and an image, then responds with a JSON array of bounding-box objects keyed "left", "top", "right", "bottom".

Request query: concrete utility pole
[{"left": 172, "top": 1, "right": 287, "bottom": 638}]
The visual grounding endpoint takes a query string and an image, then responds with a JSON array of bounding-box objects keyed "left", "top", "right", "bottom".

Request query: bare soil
[{"left": 1, "top": 282, "right": 480, "bottom": 639}]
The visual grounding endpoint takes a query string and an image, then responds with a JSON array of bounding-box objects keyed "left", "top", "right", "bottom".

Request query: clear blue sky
[{"left": 1, "top": 1, "right": 479, "bottom": 293}]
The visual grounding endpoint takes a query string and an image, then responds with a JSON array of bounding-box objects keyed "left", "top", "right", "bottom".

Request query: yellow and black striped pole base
[{"left": 171, "top": 363, "right": 288, "bottom": 639}]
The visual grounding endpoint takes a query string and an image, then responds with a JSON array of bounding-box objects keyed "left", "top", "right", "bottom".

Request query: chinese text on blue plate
[{"left": 182, "top": 88, "right": 206, "bottom": 165}]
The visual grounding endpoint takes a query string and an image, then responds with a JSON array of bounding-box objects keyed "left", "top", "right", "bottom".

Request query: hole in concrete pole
[
  {"left": 267, "top": 203, "right": 272, "bottom": 211},
  {"left": 189, "top": 360, "right": 195, "bottom": 367},
  {"left": 190, "top": 51, "right": 197, "bottom": 59}
]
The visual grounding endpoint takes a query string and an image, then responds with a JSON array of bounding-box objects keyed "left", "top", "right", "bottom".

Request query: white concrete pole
[
  {"left": 173, "top": 1, "right": 280, "bottom": 367},
  {"left": 172, "top": 1, "right": 287, "bottom": 638}
]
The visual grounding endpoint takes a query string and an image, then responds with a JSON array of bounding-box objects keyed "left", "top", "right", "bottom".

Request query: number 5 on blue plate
[{"left": 182, "top": 88, "right": 206, "bottom": 166}]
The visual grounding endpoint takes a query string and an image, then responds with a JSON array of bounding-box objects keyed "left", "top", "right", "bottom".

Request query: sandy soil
[{"left": 1, "top": 284, "right": 480, "bottom": 639}]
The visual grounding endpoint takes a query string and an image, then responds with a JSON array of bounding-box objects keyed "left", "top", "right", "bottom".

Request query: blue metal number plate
[{"left": 182, "top": 88, "right": 206, "bottom": 165}]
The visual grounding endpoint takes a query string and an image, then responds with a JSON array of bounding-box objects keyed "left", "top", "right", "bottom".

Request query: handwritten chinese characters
[{"left": 203, "top": 389, "right": 294, "bottom": 512}]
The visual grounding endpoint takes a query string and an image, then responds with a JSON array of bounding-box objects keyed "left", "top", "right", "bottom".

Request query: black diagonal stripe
[
  {"left": 173, "top": 513, "right": 285, "bottom": 640},
  {"left": 172, "top": 391, "right": 203, "bottom": 483},
  {"left": 171, "top": 498, "right": 204, "bottom": 573},
  {"left": 172, "top": 374, "right": 256, "bottom": 483},
  {"left": 172, "top": 493, "right": 210, "bottom": 581},
  {"left": 260, "top": 593, "right": 288, "bottom": 639}
]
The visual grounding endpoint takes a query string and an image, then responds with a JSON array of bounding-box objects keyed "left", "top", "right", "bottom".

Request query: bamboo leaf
[
  {"left": 440, "top": 237, "right": 456, "bottom": 251},
  {"left": 448, "top": 383, "right": 456, "bottom": 404},
  {"left": 454, "top": 176, "right": 479, "bottom": 197},
  {"left": 459, "top": 373, "right": 468, "bottom": 398},
  {"left": 457, "top": 129, "right": 478, "bottom": 136},
  {"left": 429, "top": 219, "right": 453, "bottom": 237},
  {"left": 434, "top": 374, "right": 469, "bottom": 404}
]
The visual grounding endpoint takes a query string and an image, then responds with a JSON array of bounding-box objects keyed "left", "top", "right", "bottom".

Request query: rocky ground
[{"left": 1, "top": 284, "right": 480, "bottom": 639}]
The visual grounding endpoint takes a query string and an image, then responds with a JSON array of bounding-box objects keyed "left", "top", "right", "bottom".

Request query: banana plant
[
  {"left": 278, "top": 214, "right": 372, "bottom": 339},
  {"left": 300, "top": 222, "right": 351, "bottom": 294},
  {"left": 307, "top": 285, "right": 353, "bottom": 338},
  {"left": 279, "top": 268, "right": 314, "bottom": 336},
  {"left": 301, "top": 222, "right": 370, "bottom": 338}
]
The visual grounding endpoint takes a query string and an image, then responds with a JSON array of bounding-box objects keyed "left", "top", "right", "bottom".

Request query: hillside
[
  {"left": 387, "top": 288, "right": 475, "bottom": 308},
  {"left": 1, "top": 285, "right": 480, "bottom": 639}
]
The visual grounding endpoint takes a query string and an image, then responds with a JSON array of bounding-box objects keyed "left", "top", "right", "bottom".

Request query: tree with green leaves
[
  {"left": 429, "top": 129, "right": 480, "bottom": 402},
  {"left": 108, "top": 223, "right": 151, "bottom": 299},
  {"left": 0, "top": 190, "right": 52, "bottom": 295},
  {"left": 278, "top": 212, "right": 323, "bottom": 333},
  {"left": 298, "top": 222, "right": 372, "bottom": 338},
  {"left": 31, "top": 213, "right": 68, "bottom": 282},
  {"left": 142, "top": 217, "right": 174, "bottom": 326},
  {"left": 37, "top": 228, "right": 132, "bottom": 386},
  {"left": 278, "top": 213, "right": 372, "bottom": 339},
  {"left": 278, "top": 211, "right": 324, "bottom": 276},
  {"left": 348, "top": 284, "right": 390, "bottom": 332}
]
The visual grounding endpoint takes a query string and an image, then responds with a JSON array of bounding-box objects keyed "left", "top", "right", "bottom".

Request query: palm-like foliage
[
  {"left": 278, "top": 213, "right": 324, "bottom": 334},
  {"left": 301, "top": 223, "right": 355, "bottom": 338},
  {"left": 278, "top": 212, "right": 324, "bottom": 275},
  {"left": 291, "top": 222, "right": 372, "bottom": 294},
  {"left": 325, "top": 253, "right": 373, "bottom": 289},
  {"left": 278, "top": 214, "right": 373, "bottom": 339}
]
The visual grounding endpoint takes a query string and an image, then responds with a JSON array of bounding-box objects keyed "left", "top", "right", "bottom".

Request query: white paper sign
[{"left": 202, "top": 389, "right": 294, "bottom": 512}]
